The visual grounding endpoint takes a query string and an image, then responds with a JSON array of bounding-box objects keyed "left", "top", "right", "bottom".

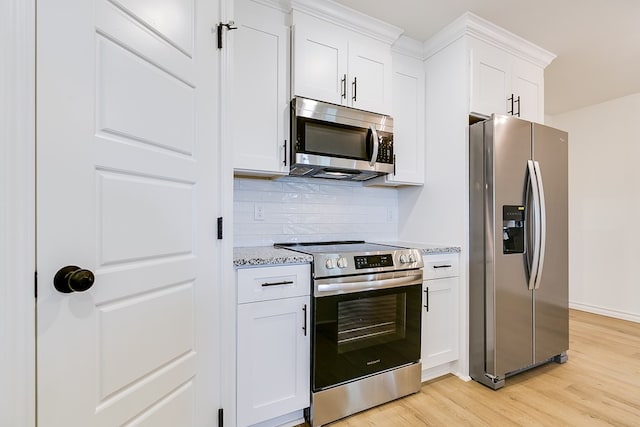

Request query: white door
[{"left": 36, "top": 1, "right": 221, "bottom": 426}]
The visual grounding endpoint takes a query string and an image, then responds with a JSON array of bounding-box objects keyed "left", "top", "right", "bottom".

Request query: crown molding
[
  {"left": 424, "top": 12, "right": 556, "bottom": 68},
  {"left": 249, "top": 0, "right": 290, "bottom": 14},
  {"left": 290, "top": 0, "right": 403, "bottom": 45},
  {"left": 391, "top": 35, "right": 424, "bottom": 60}
]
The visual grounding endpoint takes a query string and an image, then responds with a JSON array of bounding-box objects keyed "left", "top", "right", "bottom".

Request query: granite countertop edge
[
  {"left": 233, "top": 246, "right": 313, "bottom": 267},
  {"left": 233, "top": 243, "right": 460, "bottom": 267}
]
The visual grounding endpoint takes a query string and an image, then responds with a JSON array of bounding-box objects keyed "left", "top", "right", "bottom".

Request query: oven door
[{"left": 312, "top": 270, "right": 422, "bottom": 391}]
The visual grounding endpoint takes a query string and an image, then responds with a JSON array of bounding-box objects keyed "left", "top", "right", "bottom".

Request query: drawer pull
[
  {"left": 433, "top": 264, "right": 452, "bottom": 269},
  {"left": 261, "top": 280, "right": 294, "bottom": 287}
]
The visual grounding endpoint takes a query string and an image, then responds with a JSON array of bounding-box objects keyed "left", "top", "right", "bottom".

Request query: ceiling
[{"left": 332, "top": 0, "right": 640, "bottom": 115}]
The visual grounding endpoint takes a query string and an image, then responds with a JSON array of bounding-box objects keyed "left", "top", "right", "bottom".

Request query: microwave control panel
[{"left": 377, "top": 136, "right": 394, "bottom": 164}]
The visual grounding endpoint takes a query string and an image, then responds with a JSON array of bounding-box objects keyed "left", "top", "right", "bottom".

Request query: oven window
[
  {"left": 313, "top": 284, "right": 421, "bottom": 391},
  {"left": 337, "top": 293, "right": 406, "bottom": 354},
  {"left": 301, "top": 119, "right": 369, "bottom": 160}
]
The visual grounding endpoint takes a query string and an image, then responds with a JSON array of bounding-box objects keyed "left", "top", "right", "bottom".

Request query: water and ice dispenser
[{"left": 502, "top": 205, "right": 525, "bottom": 254}]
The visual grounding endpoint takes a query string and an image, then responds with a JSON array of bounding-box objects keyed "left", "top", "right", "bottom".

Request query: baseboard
[
  {"left": 421, "top": 363, "right": 454, "bottom": 382},
  {"left": 570, "top": 302, "right": 640, "bottom": 323}
]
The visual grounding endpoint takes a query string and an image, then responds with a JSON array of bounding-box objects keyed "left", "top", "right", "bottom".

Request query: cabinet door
[
  {"left": 385, "top": 53, "right": 424, "bottom": 184},
  {"left": 348, "top": 39, "right": 392, "bottom": 114},
  {"left": 237, "top": 296, "right": 310, "bottom": 426},
  {"left": 232, "top": 1, "right": 289, "bottom": 175},
  {"left": 470, "top": 40, "right": 511, "bottom": 117},
  {"left": 511, "top": 57, "right": 544, "bottom": 122},
  {"left": 292, "top": 15, "right": 347, "bottom": 105},
  {"left": 421, "top": 277, "right": 459, "bottom": 369}
]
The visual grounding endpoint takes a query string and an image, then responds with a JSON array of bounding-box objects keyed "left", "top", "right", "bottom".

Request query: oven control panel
[{"left": 354, "top": 254, "right": 394, "bottom": 269}]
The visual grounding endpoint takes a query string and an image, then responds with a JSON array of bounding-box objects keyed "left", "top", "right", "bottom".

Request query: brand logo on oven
[{"left": 366, "top": 359, "right": 381, "bottom": 366}]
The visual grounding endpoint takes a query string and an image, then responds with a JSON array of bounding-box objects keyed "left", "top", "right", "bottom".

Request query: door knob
[{"left": 54, "top": 265, "right": 95, "bottom": 293}]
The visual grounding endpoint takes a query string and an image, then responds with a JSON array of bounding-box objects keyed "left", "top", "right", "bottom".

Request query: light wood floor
[{"left": 314, "top": 309, "right": 640, "bottom": 426}]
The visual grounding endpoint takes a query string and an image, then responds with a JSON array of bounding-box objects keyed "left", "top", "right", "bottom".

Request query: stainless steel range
[{"left": 275, "top": 241, "right": 424, "bottom": 427}]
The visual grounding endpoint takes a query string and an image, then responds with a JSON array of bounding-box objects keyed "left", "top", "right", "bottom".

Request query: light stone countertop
[
  {"left": 233, "top": 243, "right": 459, "bottom": 267},
  {"left": 375, "top": 241, "right": 461, "bottom": 255},
  {"left": 233, "top": 246, "right": 313, "bottom": 268}
]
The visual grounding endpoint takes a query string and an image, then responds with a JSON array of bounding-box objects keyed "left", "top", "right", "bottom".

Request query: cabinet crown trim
[
  {"left": 291, "top": 0, "right": 403, "bottom": 45},
  {"left": 424, "top": 12, "right": 556, "bottom": 68}
]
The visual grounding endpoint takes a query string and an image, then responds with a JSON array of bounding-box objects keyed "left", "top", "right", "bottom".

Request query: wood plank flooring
[{"left": 313, "top": 309, "right": 640, "bottom": 426}]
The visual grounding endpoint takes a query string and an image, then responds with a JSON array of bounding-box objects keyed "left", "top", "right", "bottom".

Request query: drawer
[
  {"left": 423, "top": 253, "right": 459, "bottom": 280},
  {"left": 237, "top": 264, "right": 311, "bottom": 304}
]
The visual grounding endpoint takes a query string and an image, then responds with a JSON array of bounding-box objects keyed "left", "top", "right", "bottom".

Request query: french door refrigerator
[{"left": 469, "top": 114, "right": 568, "bottom": 390}]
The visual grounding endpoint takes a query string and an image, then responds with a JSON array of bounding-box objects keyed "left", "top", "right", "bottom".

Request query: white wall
[
  {"left": 234, "top": 176, "right": 399, "bottom": 246},
  {"left": 550, "top": 93, "right": 640, "bottom": 322}
]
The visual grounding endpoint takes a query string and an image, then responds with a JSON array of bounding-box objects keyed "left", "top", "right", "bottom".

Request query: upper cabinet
[
  {"left": 368, "top": 38, "right": 425, "bottom": 186},
  {"left": 291, "top": 1, "right": 402, "bottom": 115},
  {"left": 470, "top": 38, "right": 545, "bottom": 122},
  {"left": 232, "top": 0, "right": 290, "bottom": 176}
]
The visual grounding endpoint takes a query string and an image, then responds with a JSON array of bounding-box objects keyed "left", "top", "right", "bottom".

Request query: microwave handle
[{"left": 369, "top": 125, "right": 379, "bottom": 167}]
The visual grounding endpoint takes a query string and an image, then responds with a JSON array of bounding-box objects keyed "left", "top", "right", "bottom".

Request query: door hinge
[
  {"left": 217, "top": 217, "right": 223, "bottom": 240},
  {"left": 34, "top": 271, "right": 38, "bottom": 299},
  {"left": 216, "top": 21, "right": 237, "bottom": 49},
  {"left": 218, "top": 408, "right": 224, "bottom": 427}
]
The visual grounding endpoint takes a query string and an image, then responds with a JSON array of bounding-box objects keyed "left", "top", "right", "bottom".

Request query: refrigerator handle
[
  {"left": 527, "top": 160, "right": 541, "bottom": 291},
  {"left": 533, "top": 161, "right": 546, "bottom": 290}
]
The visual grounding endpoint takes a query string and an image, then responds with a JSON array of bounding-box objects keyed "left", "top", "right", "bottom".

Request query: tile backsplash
[{"left": 234, "top": 176, "right": 399, "bottom": 247}]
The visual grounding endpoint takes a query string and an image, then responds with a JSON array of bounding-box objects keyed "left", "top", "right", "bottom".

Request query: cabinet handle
[
  {"left": 341, "top": 74, "right": 347, "bottom": 99},
  {"left": 283, "top": 140, "right": 287, "bottom": 166},
  {"left": 261, "top": 280, "right": 294, "bottom": 287},
  {"left": 433, "top": 264, "right": 452, "bottom": 269},
  {"left": 424, "top": 287, "right": 429, "bottom": 312},
  {"left": 393, "top": 154, "right": 396, "bottom": 176},
  {"left": 352, "top": 77, "right": 357, "bottom": 102},
  {"left": 302, "top": 304, "right": 307, "bottom": 336},
  {"left": 507, "top": 94, "right": 515, "bottom": 115},
  {"left": 515, "top": 95, "right": 521, "bottom": 117}
]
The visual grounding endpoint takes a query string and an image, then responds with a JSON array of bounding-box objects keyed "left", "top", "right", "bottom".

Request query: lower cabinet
[
  {"left": 236, "top": 264, "right": 310, "bottom": 426},
  {"left": 421, "top": 253, "right": 460, "bottom": 373}
]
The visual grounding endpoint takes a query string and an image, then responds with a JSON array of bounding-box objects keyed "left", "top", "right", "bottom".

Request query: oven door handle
[{"left": 315, "top": 272, "right": 423, "bottom": 297}]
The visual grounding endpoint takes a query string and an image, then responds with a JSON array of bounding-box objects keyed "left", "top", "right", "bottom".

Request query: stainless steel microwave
[{"left": 289, "top": 97, "right": 394, "bottom": 181}]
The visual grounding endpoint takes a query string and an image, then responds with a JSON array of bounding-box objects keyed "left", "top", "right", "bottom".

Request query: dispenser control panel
[{"left": 503, "top": 205, "right": 525, "bottom": 254}]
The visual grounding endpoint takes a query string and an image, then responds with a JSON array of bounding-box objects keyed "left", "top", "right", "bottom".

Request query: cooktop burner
[{"left": 275, "top": 240, "right": 423, "bottom": 278}]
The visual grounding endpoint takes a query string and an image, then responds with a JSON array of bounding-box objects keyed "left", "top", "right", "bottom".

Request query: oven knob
[
  {"left": 408, "top": 254, "right": 416, "bottom": 263},
  {"left": 337, "top": 257, "right": 348, "bottom": 268},
  {"left": 325, "top": 258, "right": 336, "bottom": 269},
  {"left": 399, "top": 254, "right": 408, "bottom": 264}
]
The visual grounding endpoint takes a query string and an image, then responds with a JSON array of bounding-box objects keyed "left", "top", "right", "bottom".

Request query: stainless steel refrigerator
[{"left": 469, "top": 114, "right": 569, "bottom": 390}]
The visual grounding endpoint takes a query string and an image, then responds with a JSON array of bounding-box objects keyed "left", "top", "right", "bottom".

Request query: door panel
[
  {"left": 487, "top": 116, "right": 533, "bottom": 377},
  {"left": 532, "top": 123, "right": 569, "bottom": 362},
  {"left": 36, "top": 0, "right": 219, "bottom": 425}
]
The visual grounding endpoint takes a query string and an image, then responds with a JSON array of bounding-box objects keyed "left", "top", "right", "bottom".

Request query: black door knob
[{"left": 54, "top": 265, "right": 95, "bottom": 293}]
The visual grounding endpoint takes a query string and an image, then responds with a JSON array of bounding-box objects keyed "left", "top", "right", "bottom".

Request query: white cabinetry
[
  {"left": 369, "top": 40, "right": 424, "bottom": 186},
  {"left": 470, "top": 38, "right": 545, "bottom": 122},
  {"left": 421, "top": 253, "right": 460, "bottom": 374},
  {"left": 232, "top": 0, "right": 289, "bottom": 176},
  {"left": 291, "top": 4, "right": 401, "bottom": 115},
  {"left": 236, "top": 264, "right": 310, "bottom": 426}
]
